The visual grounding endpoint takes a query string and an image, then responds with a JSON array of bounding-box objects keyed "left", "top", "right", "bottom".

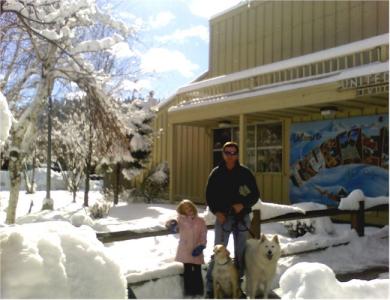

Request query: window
[
  {"left": 213, "top": 127, "right": 239, "bottom": 167},
  {"left": 245, "top": 122, "right": 283, "bottom": 173}
]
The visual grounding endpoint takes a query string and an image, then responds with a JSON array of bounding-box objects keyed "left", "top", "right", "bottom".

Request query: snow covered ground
[
  {"left": 1, "top": 190, "right": 388, "bottom": 299},
  {"left": 105, "top": 221, "right": 388, "bottom": 298}
]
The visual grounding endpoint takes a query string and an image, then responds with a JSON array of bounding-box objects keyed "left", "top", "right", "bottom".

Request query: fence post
[
  {"left": 357, "top": 200, "right": 365, "bottom": 237},
  {"left": 250, "top": 209, "right": 261, "bottom": 239},
  {"left": 351, "top": 200, "right": 365, "bottom": 237}
]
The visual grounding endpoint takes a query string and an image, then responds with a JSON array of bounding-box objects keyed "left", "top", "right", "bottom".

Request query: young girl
[{"left": 175, "top": 199, "right": 207, "bottom": 297}]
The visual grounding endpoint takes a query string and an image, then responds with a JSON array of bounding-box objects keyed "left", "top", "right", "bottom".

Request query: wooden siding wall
[
  {"left": 208, "top": 0, "right": 389, "bottom": 78},
  {"left": 153, "top": 106, "right": 213, "bottom": 203},
  {"left": 172, "top": 125, "right": 212, "bottom": 203}
]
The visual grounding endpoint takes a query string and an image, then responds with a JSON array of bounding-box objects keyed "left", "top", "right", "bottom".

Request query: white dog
[
  {"left": 244, "top": 234, "right": 281, "bottom": 299},
  {"left": 212, "top": 244, "right": 241, "bottom": 299}
]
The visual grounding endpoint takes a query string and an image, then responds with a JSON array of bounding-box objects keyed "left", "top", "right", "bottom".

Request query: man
[{"left": 205, "top": 141, "right": 260, "bottom": 298}]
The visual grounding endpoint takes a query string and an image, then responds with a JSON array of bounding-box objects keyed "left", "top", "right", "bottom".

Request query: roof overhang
[{"left": 167, "top": 62, "right": 388, "bottom": 125}]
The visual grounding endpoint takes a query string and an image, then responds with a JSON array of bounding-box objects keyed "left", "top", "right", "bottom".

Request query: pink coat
[{"left": 175, "top": 214, "right": 207, "bottom": 265}]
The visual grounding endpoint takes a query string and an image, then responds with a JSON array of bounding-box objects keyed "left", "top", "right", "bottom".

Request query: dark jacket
[{"left": 205, "top": 162, "right": 260, "bottom": 215}]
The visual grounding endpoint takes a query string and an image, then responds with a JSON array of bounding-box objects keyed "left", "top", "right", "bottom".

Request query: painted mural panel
[{"left": 290, "top": 115, "right": 388, "bottom": 206}]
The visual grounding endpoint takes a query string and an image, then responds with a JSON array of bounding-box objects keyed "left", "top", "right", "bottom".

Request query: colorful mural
[{"left": 289, "top": 115, "right": 389, "bottom": 206}]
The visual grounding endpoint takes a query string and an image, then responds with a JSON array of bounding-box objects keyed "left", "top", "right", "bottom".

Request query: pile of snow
[
  {"left": 0, "top": 190, "right": 104, "bottom": 226},
  {"left": 339, "top": 189, "right": 389, "bottom": 210},
  {"left": 251, "top": 198, "right": 305, "bottom": 220},
  {"left": 283, "top": 202, "right": 334, "bottom": 236},
  {"left": 0, "top": 91, "right": 12, "bottom": 144},
  {"left": 279, "top": 262, "right": 389, "bottom": 299},
  {"left": 0, "top": 221, "right": 127, "bottom": 298},
  {"left": 70, "top": 211, "right": 94, "bottom": 227}
]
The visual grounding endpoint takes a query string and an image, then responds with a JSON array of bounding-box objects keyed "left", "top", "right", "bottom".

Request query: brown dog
[{"left": 212, "top": 244, "right": 240, "bottom": 299}]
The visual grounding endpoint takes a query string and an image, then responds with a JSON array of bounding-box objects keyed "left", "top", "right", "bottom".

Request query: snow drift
[
  {"left": 279, "top": 262, "right": 389, "bottom": 299},
  {"left": 0, "top": 221, "right": 127, "bottom": 298},
  {"left": 339, "top": 189, "right": 389, "bottom": 210}
]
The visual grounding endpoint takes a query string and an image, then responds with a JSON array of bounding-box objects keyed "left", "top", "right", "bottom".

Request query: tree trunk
[
  {"left": 73, "top": 189, "right": 77, "bottom": 203},
  {"left": 30, "top": 152, "right": 36, "bottom": 192},
  {"left": 24, "top": 150, "right": 37, "bottom": 194},
  {"left": 42, "top": 94, "right": 53, "bottom": 210},
  {"left": 5, "top": 43, "right": 57, "bottom": 223},
  {"left": 6, "top": 155, "right": 22, "bottom": 224},
  {"left": 83, "top": 126, "right": 92, "bottom": 207},
  {"left": 114, "top": 162, "right": 121, "bottom": 205}
]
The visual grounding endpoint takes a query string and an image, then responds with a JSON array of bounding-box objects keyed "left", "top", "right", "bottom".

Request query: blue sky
[{"left": 108, "top": 0, "right": 243, "bottom": 100}]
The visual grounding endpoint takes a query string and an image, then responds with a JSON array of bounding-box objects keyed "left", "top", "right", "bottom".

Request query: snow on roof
[
  {"left": 177, "top": 34, "right": 388, "bottom": 94},
  {"left": 161, "top": 34, "right": 388, "bottom": 111},
  {"left": 169, "top": 61, "right": 389, "bottom": 112}
]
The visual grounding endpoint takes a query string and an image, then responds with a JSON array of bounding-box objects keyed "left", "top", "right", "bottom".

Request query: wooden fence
[{"left": 96, "top": 202, "right": 388, "bottom": 243}]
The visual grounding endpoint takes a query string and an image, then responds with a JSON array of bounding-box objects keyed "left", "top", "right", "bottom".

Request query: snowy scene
[{"left": 1, "top": 0, "right": 389, "bottom": 299}]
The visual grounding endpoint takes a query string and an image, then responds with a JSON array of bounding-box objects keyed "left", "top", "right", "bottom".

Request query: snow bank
[
  {"left": 281, "top": 228, "right": 356, "bottom": 256},
  {"left": 0, "top": 91, "right": 12, "bottom": 143},
  {"left": 132, "top": 274, "right": 185, "bottom": 299},
  {"left": 0, "top": 190, "right": 104, "bottom": 225},
  {"left": 251, "top": 199, "right": 305, "bottom": 220},
  {"left": 339, "top": 189, "right": 389, "bottom": 210},
  {"left": 0, "top": 221, "right": 127, "bottom": 298},
  {"left": 279, "top": 262, "right": 389, "bottom": 299}
]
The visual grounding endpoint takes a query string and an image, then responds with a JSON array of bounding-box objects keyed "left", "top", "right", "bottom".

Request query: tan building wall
[
  {"left": 151, "top": 1, "right": 389, "bottom": 206},
  {"left": 208, "top": 0, "right": 389, "bottom": 78}
]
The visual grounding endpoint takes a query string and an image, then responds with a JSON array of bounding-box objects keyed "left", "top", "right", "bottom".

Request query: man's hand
[
  {"left": 215, "top": 212, "right": 226, "bottom": 224},
  {"left": 232, "top": 203, "right": 244, "bottom": 214}
]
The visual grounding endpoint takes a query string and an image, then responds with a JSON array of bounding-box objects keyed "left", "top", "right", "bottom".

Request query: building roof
[
  {"left": 168, "top": 61, "right": 389, "bottom": 112},
  {"left": 159, "top": 33, "right": 388, "bottom": 111}
]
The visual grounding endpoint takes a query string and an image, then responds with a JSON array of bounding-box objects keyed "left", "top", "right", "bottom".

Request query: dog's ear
[
  {"left": 272, "top": 235, "right": 280, "bottom": 244},
  {"left": 260, "top": 234, "right": 266, "bottom": 243},
  {"left": 213, "top": 245, "right": 219, "bottom": 253}
]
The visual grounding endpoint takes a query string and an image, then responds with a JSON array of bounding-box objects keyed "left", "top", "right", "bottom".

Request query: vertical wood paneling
[
  {"left": 313, "top": 1, "right": 324, "bottom": 52},
  {"left": 240, "top": 10, "right": 248, "bottom": 70},
  {"left": 226, "top": 18, "right": 234, "bottom": 74},
  {"left": 219, "top": 20, "right": 226, "bottom": 75},
  {"left": 212, "top": 23, "right": 219, "bottom": 77},
  {"left": 350, "top": 1, "right": 363, "bottom": 42},
  {"left": 207, "top": 0, "right": 387, "bottom": 76},
  {"left": 292, "top": 1, "right": 303, "bottom": 57},
  {"left": 255, "top": 4, "right": 264, "bottom": 66},
  {"left": 362, "top": 1, "right": 378, "bottom": 38},
  {"left": 281, "top": 1, "right": 292, "bottom": 60},
  {"left": 324, "top": 1, "right": 336, "bottom": 48},
  {"left": 302, "top": 1, "right": 313, "bottom": 54},
  {"left": 378, "top": 1, "right": 389, "bottom": 34},
  {"left": 233, "top": 15, "right": 240, "bottom": 72},
  {"left": 272, "top": 0, "right": 282, "bottom": 62},
  {"left": 335, "top": 1, "right": 350, "bottom": 45},
  {"left": 263, "top": 1, "right": 273, "bottom": 64},
  {"left": 272, "top": 175, "right": 282, "bottom": 204},
  {"left": 248, "top": 7, "right": 256, "bottom": 68}
]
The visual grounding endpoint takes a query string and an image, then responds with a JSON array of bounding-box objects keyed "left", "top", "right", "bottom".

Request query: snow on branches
[{"left": 0, "top": 91, "right": 12, "bottom": 144}]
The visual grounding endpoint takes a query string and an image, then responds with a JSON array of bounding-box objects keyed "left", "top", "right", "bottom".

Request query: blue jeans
[{"left": 206, "top": 214, "right": 250, "bottom": 294}]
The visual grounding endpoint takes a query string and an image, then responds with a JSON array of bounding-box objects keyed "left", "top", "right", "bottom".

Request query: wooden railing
[{"left": 96, "top": 203, "right": 388, "bottom": 243}]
